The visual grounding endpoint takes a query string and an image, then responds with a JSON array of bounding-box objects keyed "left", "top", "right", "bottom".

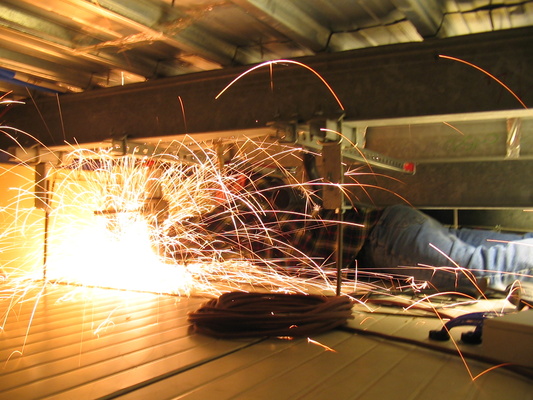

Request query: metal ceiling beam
[
  {"left": 439, "top": 2, "right": 533, "bottom": 37},
  {"left": 1, "top": 0, "right": 261, "bottom": 84},
  {"left": 392, "top": 0, "right": 443, "bottom": 37},
  {"left": 0, "top": 48, "right": 87, "bottom": 92},
  {"left": 0, "top": 4, "right": 182, "bottom": 81},
  {"left": 230, "top": 0, "right": 331, "bottom": 52},
  {"left": 3, "top": 26, "right": 533, "bottom": 152},
  {"left": 0, "top": 30, "right": 167, "bottom": 95},
  {"left": 70, "top": 0, "right": 261, "bottom": 66},
  {"left": 0, "top": 2, "right": 73, "bottom": 46}
]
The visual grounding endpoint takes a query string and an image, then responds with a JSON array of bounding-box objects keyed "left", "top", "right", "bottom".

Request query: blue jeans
[{"left": 362, "top": 204, "right": 533, "bottom": 290}]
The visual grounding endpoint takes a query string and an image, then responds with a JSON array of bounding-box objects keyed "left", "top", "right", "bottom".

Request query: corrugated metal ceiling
[{"left": 1, "top": 0, "right": 532, "bottom": 100}]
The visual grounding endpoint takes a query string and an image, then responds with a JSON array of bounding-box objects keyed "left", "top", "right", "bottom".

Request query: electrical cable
[
  {"left": 188, "top": 291, "right": 354, "bottom": 339},
  {"left": 189, "top": 292, "right": 533, "bottom": 379}
]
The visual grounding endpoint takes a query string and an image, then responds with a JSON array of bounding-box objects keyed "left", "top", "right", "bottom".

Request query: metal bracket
[
  {"left": 343, "top": 146, "right": 416, "bottom": 174},
  {"left": 110, "top": 138, "right": 202, "bottom": 164},
  {"left": 291, "top": 118, "right": 416, "bottom": 174},
  {"left": 322, "top": 140, "right": 344, "bottom": 210}
]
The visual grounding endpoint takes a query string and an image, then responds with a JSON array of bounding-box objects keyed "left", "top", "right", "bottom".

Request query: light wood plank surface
[{"left": 0, "top": 285, "right": 531, "bottom": 400}]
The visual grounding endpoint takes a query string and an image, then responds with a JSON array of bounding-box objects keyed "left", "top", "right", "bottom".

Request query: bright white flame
[{"left": 46, "top": 213, "right": 193, "bottom": 294}]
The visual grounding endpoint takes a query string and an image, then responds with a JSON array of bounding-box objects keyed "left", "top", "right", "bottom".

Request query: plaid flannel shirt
[{"left": 202, "top": 203, "right": 383, "bottom": 269}]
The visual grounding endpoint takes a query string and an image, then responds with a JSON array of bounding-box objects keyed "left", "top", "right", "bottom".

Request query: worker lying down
[{"left": 169, "top": 176, "right": 533, "bottom": 294}]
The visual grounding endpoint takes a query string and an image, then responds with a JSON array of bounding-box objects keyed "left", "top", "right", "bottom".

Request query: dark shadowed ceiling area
[{"left": 1, "top": 0, "right": 533, "bottom": 100}]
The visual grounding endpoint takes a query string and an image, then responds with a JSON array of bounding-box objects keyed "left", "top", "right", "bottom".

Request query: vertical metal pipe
[
  {"left": 43, "top": 210, "right": 49, "bottom": 282},
  {"left": 35, "top": 163, "right": 50, "bottom": 282},
  {"left": 336, "top": 208, "right": 344, "bottom": 296},
  {"left": 321, "top": 137, "right": 344, "bottom": 296}
]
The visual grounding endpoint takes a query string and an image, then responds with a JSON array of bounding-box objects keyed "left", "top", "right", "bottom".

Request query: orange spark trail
[
  {"left": 428, "top": 243, "right": 486, "bottom": 295},
  {"left": 215, "top": 59, "right": 345, "bottom": 111},
  {"left": 439, "top": 55, "right": 528, "bottom": 109},
  {"left": 442, "top": 121, "right": 465, "bottom": 135},
  {"left": 429, "top": 243, "right": 462, "bottom": 269},
  {"left": 177, "top": 96, "right": 188, "bottom": 133},
  {"left": 307, "top": 337, "right": 337, "bottom": 352}
]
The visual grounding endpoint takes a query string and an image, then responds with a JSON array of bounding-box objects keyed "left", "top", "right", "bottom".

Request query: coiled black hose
[{"left": 188, "top": 292, "right": 354, "bottom": 338}]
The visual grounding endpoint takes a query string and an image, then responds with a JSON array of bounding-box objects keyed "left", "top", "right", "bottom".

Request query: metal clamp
[{"left": 429, "top": 311, "right": 501, "bottom": 345}]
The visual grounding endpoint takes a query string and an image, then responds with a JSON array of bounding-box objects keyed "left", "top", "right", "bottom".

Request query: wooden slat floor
[{"left": 0, "top": 284, "right": 531, "bottom": 400}]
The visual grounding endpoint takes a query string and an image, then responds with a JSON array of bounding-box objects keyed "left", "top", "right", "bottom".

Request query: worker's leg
[
  {"left": 363, "top": 204, "right": 533, "bottom": 290},
  {"left": 449, "top": 227, "right": 533, "bottom": 248}
]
